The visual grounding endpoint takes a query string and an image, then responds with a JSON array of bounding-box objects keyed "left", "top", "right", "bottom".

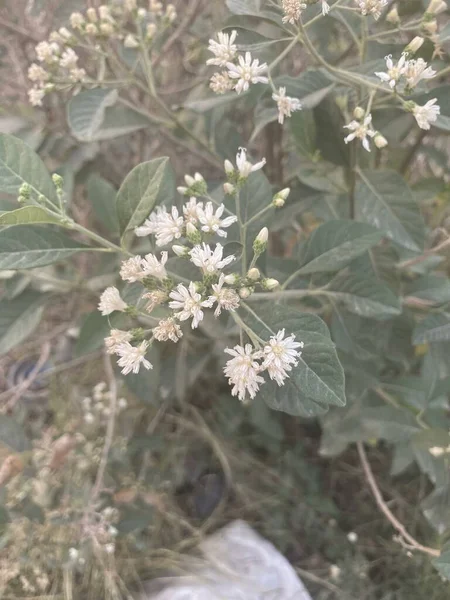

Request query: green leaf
[
  {"left": 0, "top": 206, "right": 61, "bottom": 226},
  {"left": 242, "top": 304, "right": 345, "bottom": 416},
  {"left": 406, "top": 275, "right": 450, "bottom": 305},
  {"left": 314, "top": 96, "right": 350, "bottom": 166},
  {"left": 91, "top": 104, "right": 150, "bottom": 140},
  {"left": 290, "top": 110, "right": 317, "bottom": 158},
  {"left": 327, "top": 272, "right": 402, "bottom": 320},
  {"left": 67, "top": 88, "right": 118, "bottom": 142},
  {"left": 274, "top": 70, "right": 335, "bottom": 109},
  {"left": 413, "top": 313, "right": 450, "bottom": 344},
  {"left": 298, "top": 220, "right": 384, "bottom": 275},
  {"left": 87, "top": 175, "right": 119, "bottom": 234},
  {"left": 0, "top": 415, "right": 31, "bottom": 452},
  {"left": 226, "top": 0, "right": 261, "bottom": 14},
  {"left": 0, "top": 133, "right": 58, "bottom": 204},
  {"left": 124, "top": 345, "right": 161, "bottom": 404},
  {"left": 433, "top": 543, "right": 450, "bottom": 581},
  {"left": 0, "top": 291, "right": 45, "bottom": 356},
  {"left": 74, "top": 311, "right": 112, "bottom": 357},
  {"left": 116, "top": 157, "right": 175, "bottom": 240},
  {"left": 355, "top": 169, "right": 425, "bottom": 252},
  {"left": 0, "top": 225, "right": 89, "bottom": 269}
]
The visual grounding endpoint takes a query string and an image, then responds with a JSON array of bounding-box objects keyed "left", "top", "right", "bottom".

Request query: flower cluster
[
  {"left": 281, "top": 0, "right": 330, "bottom": 22},
  {"left": 356, "top": 0, "right": 388, "bottom": 20},
  {"left": 224, "top": 330, "right": 304, "bottom": 402},
  {"left": 81, "top": 381, "right": 128, "bottom": 425},
  {"left": 97, "top": 148, "right": 302, "bottom": 401},
  {"left": 344, "top": 110, "right": 387, "bottom": 152},
  {"left": 28, "top": 1, "right": 177, "bottom": 106},
  {"left": 375, "top": 53, "right": 436, "bottom": 91}
]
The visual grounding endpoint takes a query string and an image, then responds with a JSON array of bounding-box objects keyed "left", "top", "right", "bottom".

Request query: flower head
[
  {"left": 169, "top": 281, "right": 212, "bottom": 328},
  {"left": 207, "top": 30, "right": 238, "bottom": 67},
  {"left": 226, "top": 52, "right": 268, "bottom": 94},
  {"left": 141, "top": 251, "right": 168, "bottom": 280},
  {"left": 59, "top": 48, "right": 79, "bottom": 69},
  {"left": 116, "top": 341, "right": 152, "bottom": 374},
  {"left": 262, "top": 329, "right": 304, "bottom": 386},
  {"left": 210, "top": 71, "right": 235, "bottom": 94},
  {"left": 153, "top": 317, "right": 183, "bottom": 342},
  {"left": 105, "top": 329, "right": 132, "bottom": 354},
  {"left": 189, "top": 243, "right": 235, "bottom": 274},
  {"left": 375, "top": 53, "right": 408, "bottom": 88},
  {"left": 321, "top": 1, "right": 330, "bottom": 14},
  {"left": 356, "top": 0, "right": 388, "bottom": 19},
  {"left": 344, "top": 114, "right": 376, "bottom": 152},
  {"left": 183, "top": 197, "right": 204, "bottom": 224},
  {"left": 208, "top": 274, "right": 240, "bottom": 316},
  {"left": 412, "top": 98, "right": 440, "bottom": 130},
  {"left": 28, "top": 88, "right": 45, "bottom": 106},
  {"left": 135, "top": 206, "right": 184, "bottom": 246},
  {"left": 120, "top": 256, "right": 145, "bottom": 282},
  {"left": 143, "top": 290, "right": 168, "bottom": 312},
  {"left": 98, "top": 287, "right": 127, "bottom": 315},
  {"left": 282, "top": 0, "right": 307, "bottom": 24},
  {"left": 231, "top": 147, "right": 266, "bottom": 178},
  {"left": 224, "top": 344, "right": 265, "bottom": 402},
  {"left": 403, "top": 58, "right": 436, "bottom": 88},
  {"left": 272, "top": 87, "right": 302, "bottom": 124},
  {"left": 28, "top": 63, "right": 49, "bottom": 83},
  {"left": 196, "top": 202, "right": 237, "bottom": 237}
]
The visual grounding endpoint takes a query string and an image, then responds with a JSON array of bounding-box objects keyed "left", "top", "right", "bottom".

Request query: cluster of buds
[
  {"left": 421, "top": 0, "right": 447, "bottom": 53},
  {"left": 81, "top": 381, "right": 128, "bottom": 426}
]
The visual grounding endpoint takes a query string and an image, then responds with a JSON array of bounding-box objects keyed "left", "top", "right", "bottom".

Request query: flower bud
[
  {"left": 177, "top": 186, "right": 188, "bottom": 195},
  {"left": 70, "top": 12, "right": 85, "bottom": 29},
  {"left": 405, "top": 36, "right": 424, "bottom": 54},
  {"left": 374, "top": 133, "right": 388, "bottom": 148},
  {"left": 100, "top": 22, "right": 114, "bottom": 35},
  {"left": 184, "top": 174, "right": 195, "bottom": 187},
  {"left": 427, "top": 0, "right": 447, "bottom": 15},
  {"left": 172, "top": 245, "right": 189, "bottom": 257},
  {"left": 86, "top": 7, "right": 98, "bottom": 22},
  {"left": 273, "top": 196, "right": 285, "bottom": 208},
  {"left": 239, "top": 287, "right": 252, "bottom": 299},
  {"left": 146, "top": 23, "right": 156, "bottom": 38},
  {"left": 386, "top": 6, "right": 399, "bottom": 23},
  {"left": 223, "top": 182, "right": 235, "bottom": 195},
  {"left": 224, "top": 159, "right": 234, "bottom": 175},
  {"left": 137, "top": 7, "right": 147, "bottom": 18},
  {"left": 124, "top": 34, "right": 139, "bottom": 48},
  {"left": 19, "top": 183, "right": 31, "bottom": 199},
  {"left": 262, "top": 278, "right": 279, "bottom": 290},
  {"left": 423, "top": 19, "right": 438, "bottom": 34},
  {"left": 247, "top": 268, "right": 260, "bottom": 281},
  {"left": 255, "top": 227, "right": 268, "bottom": 244},
  {"left": 224, "top": 273, "right": 239, "bottom": 285},
  {"left": 186, "top": 222, "right": 202, "bottom": 244},
  {"left": 353, "top": 106, "right": 365, "bottom": 120},
  {"left": 85, "top": 23, "right": 98, "bottom": 35},
  {"left": 52, "top": 173, "right": 64, "bottom": 189},
  {"left": 99, "top": 5, "right": 110, "bottom": 20}
]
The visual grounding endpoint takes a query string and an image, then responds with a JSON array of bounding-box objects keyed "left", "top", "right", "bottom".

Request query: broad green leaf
[
  {"left": 327, "top": 272, "right": 402, "bottom": 320},
  {"left": 355, "top": 169, "right": 425, "bottom": 252},
  {"left": 406, "top": 275, "right": 450, "bottom": 305},
  {"left": 250, "top": 106, "right": 278, "bottom": 142},
  {"left": 274, "top": 70, "right": 335, "bottom": 109},
  {"left": 226, "top": 0, "right": 261, "bottom": 14},
  {"left": 0, "top": 225, "right": 89, "bottom": 269},
  {"left": 331, "top": 309, "right": 380, "bottom": 360},
  {"left": 91, "top": 104, "right": 150, "bottom": 140},
  {"left": 0, "top": 415, "right": 31, "bottom": 452},
  {"left": 87, "top": 175, "right": 119, "bottom": 234},
  {"left": 413, "top": 313, "right": 450, "bottom": 344},
  {"left": 290, "top": 110, "right": 317, "bottom": 158},
  {"left": 0, "top": 291, "right": 45, "bottom": 356},
  {"left": 116, "top": 157, "right": 175, "bottom": 240},
  {"left": 0, "top": 206, "right": 61, "bottom": 226},
  {"left": 123, "top": 345, "right": 161, "bottom": 404},
  {"left": 298, "top": 220, "right": 384, "bottom": 275},
  {"left": 67, "top": 88, "right": 118, "bottom": 142},
  {"left": 314, "top": 96, "right": 350, "bottom": 166},
  {"left": 0, "top": 133, "right": 58, "bottom": 203},
  {"left": 74, "top": 311, "right": 111, "bottom": 357},
  {"left": 242, "top": 304, "right": 345, "bottom": 416}
]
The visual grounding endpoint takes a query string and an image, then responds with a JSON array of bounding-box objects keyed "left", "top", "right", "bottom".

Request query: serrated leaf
[
  {"left": 355, "top": 169, "right": 425, "bottom": 252},
  {"left": 0, "top": 225, "right": 89, "bottom": 269},
  {"left": 116, "top": 158, "right": 175, "bottom": 240},
  {"left": 0, "top": 291, "right": 45, "bottom": 355},
  {"left": 0, "top": 134, "right": 58, "bottom": 204},
  {"left": 67, "top": 88, "right": 118, "bottom": 142},
  {"left": 298, "top": 220, "right": 384, "bottom": 275},
  {"left": 327, "top": 272, "right": 402, "bottom": 320},
  {"left": 413, "top": 313, "right": 450, "bottom": 344},
  {"left": 87, "top": 175, "right": 119, "bottom": 234},
  {"left": 242, "top": 304, "right": 345, "bottom": 416},
  {"left": 0, "top": 206, "right": 61, "bottom": 226}
]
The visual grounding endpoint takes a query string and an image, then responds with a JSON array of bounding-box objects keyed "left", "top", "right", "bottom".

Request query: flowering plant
[{"left": 0, "top": 0, "right": 450, "bottom": 594}]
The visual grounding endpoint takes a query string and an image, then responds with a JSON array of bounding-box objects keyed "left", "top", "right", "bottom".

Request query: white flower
[
  {"left": 210, "top": 71, "right": 235, "bottom": 94},
  {"left": 344, "top": 114, "right": 376, "bottom": 152},
  {"left": 282, "top": 0, "right": 307, "bottom": 24},
  {"left": 70, "top": 12, "right": 85, "bottom": 29},
  {"left": 153, "top": 317, "right": 183, "bottom": 342},
  {"left": 356, "top": 0, "right": 388, "bottom": 20},
  {"left": 322, "top": 1, "right": 330, "bottom": 15},
  {"left": 429, "top": 446, "right": 446, "bottom": 457},
  {"left": 262, "top": 329, "right": 304, "bottom": 386},
  {"left": 69, "top": 548, "right": 79, "bottom": 560},
  {"left": 207, "top": 30, "right": 238, "bottom": 67},
  {"left": 69, "top": 67, "right": 86, "bottom": 82},
  {"left": 98, "top": 287, "right": 127, "bottom": 315},
  {"left": 224, "top": 344, "right": 265, "bottom": 402},
  {"left": 413, "top": 98, "right": 440, "bottom": 130},
  {"left": 141, "top": 251, "right": 168, "bottom": 280},
  {"left": 28, "top": 88, "right": 45, "bottom": 106},
  {"left": 183, "top": 197, "right": 204, "bottom": 224},
  {"left": 116, "top": 341, "right": 152, "bottom": 375},
  {"left": 105, "top": 329, "right": 132, "bottom": 354},
  {"left": 208, "top": 274, "right": 240, "bottom": 316},
  {"left": 427, "top": 0, "right": 447, "bottom": 15},
  {"left": 375, "top": 53, "right": 408, "bottom": 88},
  {"left": 59, "top": 48, "right": 79, "bottom": 69},
  {"left": 189, "top": 243, "right": 235, "bottom": 274},
  {"left": 135, "top": 206, "right": 184, "bottom": 246},
  {"left": 233, "top": 147, "right": 266, "bottom": 178},
  {"left": 124, "top": 34, "right": 139, "bottom": 48},
  {"left": 226, "top": 52, "right": 268, "bottom": 94},
  {"left": 104, "top": 543, "right": 115, "bottom": 555},
  {"left": 28, "top": 63, "right": 49, "bottom": 83},
  {"left": 196, "top": 202, "right": 237, "bottom": 237},
  {"left": 120, "top": 256, "right": 145, "bottom": 282},
  {"left": 143, "top": 290, "right": 168, "bottom": 312},
  {"left": 169, "top": 282, "right": 212, "bottom": 328},
  {"left": 330, "top": 565, "right": 341, "bottom": 580},
  {"left": 403, "top": 58, "right": 436, "bottom": 88},
  {"left": 272, "top": 87, "right": 302, "bottom": 124},
  {"left": 35, "top": 41, "right": 60, "bottom": 63}
]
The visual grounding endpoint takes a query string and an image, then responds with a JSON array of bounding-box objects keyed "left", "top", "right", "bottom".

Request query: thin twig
[
  {"left": 398, "top": 233, "right": 450, "bottom": 269},
  {"left": 357, "top": 442, "right": 440, "bottom": 557}
]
